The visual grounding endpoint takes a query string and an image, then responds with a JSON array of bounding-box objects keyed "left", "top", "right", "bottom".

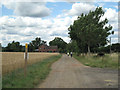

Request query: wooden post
[{"left": 24, "top": 43, "right": 28, "bottom": 77}]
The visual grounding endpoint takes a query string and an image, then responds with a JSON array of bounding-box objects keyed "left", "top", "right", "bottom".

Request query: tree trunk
[{"left": 88, "top": 45, "right": 90, "bottom": 55}]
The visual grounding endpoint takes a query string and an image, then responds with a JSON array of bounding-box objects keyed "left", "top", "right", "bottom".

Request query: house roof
[{"left": 39, "top": 45, "right": 58, "bottom": 49}]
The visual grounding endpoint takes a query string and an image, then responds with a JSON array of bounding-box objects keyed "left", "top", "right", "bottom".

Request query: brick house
[{"left": 39, "top": 45, "right": 58, "bottom": 52}]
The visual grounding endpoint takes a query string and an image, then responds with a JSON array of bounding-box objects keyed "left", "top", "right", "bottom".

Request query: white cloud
[
  {"left": 100, "top": 8, "right": 118, "bottom": 41},
  {"left": 111, "top": 37, "right": 118, "bottom": 44},
  {"left": 114, "top": 6, "right": 118, "bottom": 9},
  {"left": 101, "top": 8, "right": 118, "bottom": 23},
  {"left": 2, "top": 2, "right": 51, "bottom": 17},
  {"left": 66, "top": 3, "right": 96, "bottom": 16},
  {"left": 1, "top": 1, "right": 118, "bottom": 46},
  {"left": 0, "top": 16, "right": 71, "bottom": 46},
  {"left": 114, "top": 31, "right": 118, "bottom": 36},
  {"left": 111, "top": 22, "right": 118, "bottom": 30}
]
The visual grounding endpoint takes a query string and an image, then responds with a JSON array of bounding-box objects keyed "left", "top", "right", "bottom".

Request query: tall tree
[
  {"left": 49, "top": 37, "right": 67, "bottom": 53},
  {"left": 68, "top": 7, "right": 113, "bottom": 54}
]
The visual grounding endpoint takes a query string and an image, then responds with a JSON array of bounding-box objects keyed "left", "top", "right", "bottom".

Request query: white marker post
[{"left": 24, "top": 43, "right": 28, "bottom": 77}]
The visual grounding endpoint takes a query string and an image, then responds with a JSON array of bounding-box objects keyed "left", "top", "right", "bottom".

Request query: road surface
[{"left": 38, "top": 54, "right": 118, "bottom": 88}]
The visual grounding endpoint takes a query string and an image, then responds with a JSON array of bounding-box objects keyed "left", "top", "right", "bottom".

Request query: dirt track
[{"left": 38, "top": 54, "right": 118, "bottom": 88}]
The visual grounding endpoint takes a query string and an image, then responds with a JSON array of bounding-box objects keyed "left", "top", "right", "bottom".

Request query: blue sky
[
  {"left": 95, "top": 2, "right": 118, "bottom": 9},
  {"left": 46, "top": 2, "right": 73, "bottom": 17},
  {"left": 1, "top": 2, "right": 73, "bottom": 18},
  {"left": 2, "top": 5, "right": 14, "bottom": 16},
  {"left": 0, "top": 1, "right": 119, "bottom": 46},
  {"left": 2, "top": 2, "right": 118, "bottom": 16}
]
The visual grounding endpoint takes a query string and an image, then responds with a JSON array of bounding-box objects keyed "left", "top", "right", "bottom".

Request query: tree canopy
[
  {"left": 49, "top": 37, "right": 67, "bottom": 53},
  {"left": 67, "top": 40, "right": 79, "bottom": 54},
  {"left": 28, "top": 37, "right": 47, "bottom": 52},
  {"left": 2, "top": 41, "right": 24, "bottom": 52},
  {"left": 2, "top": 37, "right": 47, "bottom": 52},
  {"left": 68, "top": 7, "right": 114, "bottom": 54}
]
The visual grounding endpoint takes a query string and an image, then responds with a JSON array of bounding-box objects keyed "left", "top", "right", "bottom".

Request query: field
[
  {"left": 2, "top": 54, "right": 62, "bottom": 88},
  {"left": 73, "top": 53, "right": 119, "bottom": 69},
  {"left": 2, "top": 52, "right": 59, "bottom": 74}
]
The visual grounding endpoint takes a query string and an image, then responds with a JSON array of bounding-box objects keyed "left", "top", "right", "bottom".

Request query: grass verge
[
  {"left": 2, "top": 54, "right": 62, "bottom": 88},
  {"left": 73, "top": 53, "right": 118, "bottom": 69}
]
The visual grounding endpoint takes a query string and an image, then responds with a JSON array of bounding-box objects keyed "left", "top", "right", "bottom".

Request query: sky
[{"left": 0, "top": 0, "right": 119, "bottom": 47}]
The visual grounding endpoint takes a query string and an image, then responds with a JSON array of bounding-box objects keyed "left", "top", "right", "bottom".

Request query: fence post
[{"left": 24, "top": 43, "right": 28, "bottom": 77}]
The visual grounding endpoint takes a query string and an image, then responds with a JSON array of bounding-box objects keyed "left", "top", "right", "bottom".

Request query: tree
[
  {"left": 67, "top": 40, "right": 80, "bottom": 54},
  {"left": 41, "top": 41, "right": 47, "bottom": 45},
  {"left": 49, "top": 37, "right": 67, "bottom": 53},
  {"left": 3, "top": 41, "right": 24, "bottom": 52},
  {"left": 28, "top": 37, "right": 46, "bottom": 52},
  {"left": 68, "top": 7, "right": 113, "bottom": 54},
  {"left": 90, "top": 43, "right": 120, "bottom": 53},
  {"left": 111, "top": 43, "right": 120, "bottom": 52}
]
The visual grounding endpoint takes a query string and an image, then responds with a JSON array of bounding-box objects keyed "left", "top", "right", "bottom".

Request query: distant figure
[
  {"left": 67, "top": 52, "right": 69, "bottom": 56},
  {"left": 70, "top": 52, "right": 72, "bottom": 57}
]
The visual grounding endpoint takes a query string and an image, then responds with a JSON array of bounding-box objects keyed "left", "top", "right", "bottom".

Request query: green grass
[
  {"left": 73, "top": 53, "right": 118, "bottom": 69},
  {"left": 2, "top": 54, "right": 62, "bottom": 88}
]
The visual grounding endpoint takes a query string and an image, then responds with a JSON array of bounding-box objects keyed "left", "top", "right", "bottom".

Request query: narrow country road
[{"left": 38, "top": 54, "right": 118, "bottom": 88}]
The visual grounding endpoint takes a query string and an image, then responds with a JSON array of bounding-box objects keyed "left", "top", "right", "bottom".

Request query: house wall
[{"left": 39, "top": 45, "right": 58, "bottom": 52}]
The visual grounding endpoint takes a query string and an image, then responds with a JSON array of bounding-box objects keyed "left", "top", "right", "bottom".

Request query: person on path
[
  {"left": 70, "top": 52, "right": 72, "bottom": 57},
  {"left": 67, "top": 52, "right": 69, "bottom": 56}
]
